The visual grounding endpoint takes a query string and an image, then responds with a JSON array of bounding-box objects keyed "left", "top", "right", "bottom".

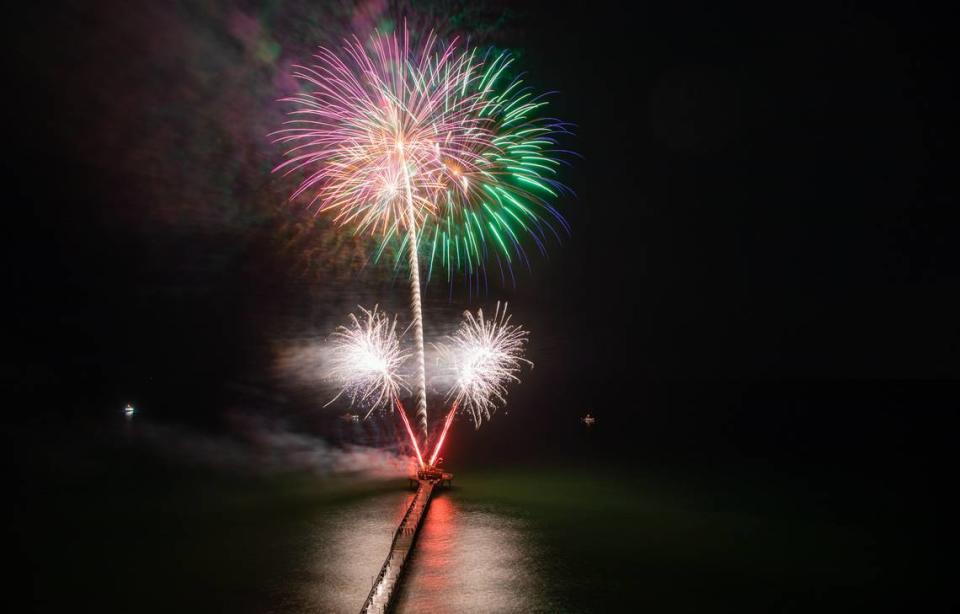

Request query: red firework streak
[
  {"left": 396, "top": 399, "right": 459, "bottom": 470},
  {"left": 429, "top": 401, "right": 459, "bottom": 466},
  {"left": 395, "top": 398, "right": 425, "bottom": 468}
]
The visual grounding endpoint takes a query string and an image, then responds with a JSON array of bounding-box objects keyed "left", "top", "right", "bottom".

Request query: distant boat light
[{"left": 124, "top": 404, "right": 135, "bottom": 418}]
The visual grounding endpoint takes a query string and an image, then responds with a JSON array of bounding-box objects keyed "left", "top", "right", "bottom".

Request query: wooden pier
[{"left": 359, "top": 480, "right": 435, "bottom": 614}]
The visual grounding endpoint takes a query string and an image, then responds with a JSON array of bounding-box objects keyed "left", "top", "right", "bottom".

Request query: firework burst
[
  {"left": 272, "top": 30, "right": 571, "bottom": 282},
  {"left": 273, "top": 28, "right": 569, "bottom": 440},
  {"left": 326, "top": 305, "right": 410, "bottom": 418},
  {"left": 436, "top": 302, "right": 532, "bottom": 428}
]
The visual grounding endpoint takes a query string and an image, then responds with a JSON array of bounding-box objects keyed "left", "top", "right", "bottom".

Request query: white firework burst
[
  {"left": 436, "top": 302, "right": 532, "bottom": 428},
  {"left": 327, "top": 306, "right": 410, "bottom": 418}
]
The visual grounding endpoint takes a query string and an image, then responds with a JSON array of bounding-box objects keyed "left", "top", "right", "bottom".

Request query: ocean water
[
  {"left": 393, "top": 492, "right": 546, "bottom": 613},
  {"left": 9, "top": 382, "right": 953, "bottom": 612},
  {"left": 287, "top": 485, "right": 548, "bottom": 613},
  {"left": 12, "top": 462, "right": 942, "bottom": 613}
]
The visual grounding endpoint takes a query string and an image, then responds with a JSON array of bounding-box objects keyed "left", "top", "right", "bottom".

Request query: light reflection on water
[
  {"left": 395, "top": 493, "right": 545, "bottom": 614},
  {"left": 289, "top": 490, "right": 413, "bottom": 613},
  {"left": 284, "top": 488, "right": 544, "bottom": 613}
]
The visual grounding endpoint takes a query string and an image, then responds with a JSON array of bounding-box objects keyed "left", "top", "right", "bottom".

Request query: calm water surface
[
  {"left": 394, "top": 493, "right": 546, "bottom": 613},
  {"left": 290, "top": 491, "right": 410, "bottom": 613},
  {"left": 13, "top": 382, "right": 953, "bottom": 613},
  {"left": 284, "top": 487, "right": 546, "bottom": 613}
]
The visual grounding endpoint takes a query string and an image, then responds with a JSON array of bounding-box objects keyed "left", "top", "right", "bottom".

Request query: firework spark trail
[
  {"left": 428, "top": 401, "right": 458, "bottom": 466},
  {"left": 401, "top": 150, "right": 429, "bottom": 441},
  {"left": 437, "top": 302, "right": 532, "bottom": 428},
  {"left": 274, "top": 29, "right": 571, "bottom": 440},
  {"left": 326, "top": 306, "right": 410, "bottom": 418},
  {"left": 396, "top": 398, "right": 424, "bottom": 468}
]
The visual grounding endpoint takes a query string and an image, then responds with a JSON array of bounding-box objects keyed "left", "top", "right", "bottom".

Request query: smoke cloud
[{"left": 134, "top": 414, "right": 412, "bottom": 479}]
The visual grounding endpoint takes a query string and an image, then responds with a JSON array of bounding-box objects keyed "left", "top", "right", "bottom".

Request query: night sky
[{"left": 7, "top": 1, "right": 957, "bottom": 417}]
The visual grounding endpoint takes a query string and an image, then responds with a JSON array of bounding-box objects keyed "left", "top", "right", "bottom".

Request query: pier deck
[{"left": 359, "top": 480, "right": 435, "bottom": 613}]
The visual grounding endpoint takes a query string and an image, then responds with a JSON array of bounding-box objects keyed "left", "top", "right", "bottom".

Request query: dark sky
[{"left": 5, "top": 1, "right": 958, "bottom": 422}]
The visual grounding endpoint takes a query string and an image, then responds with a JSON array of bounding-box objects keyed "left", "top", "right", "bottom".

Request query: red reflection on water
[
  {"left": 414, "top": 495, "right": 456, "bottom": 597},
  {"left": 396, "top": 494, "right": 538, "bottom": 613}
]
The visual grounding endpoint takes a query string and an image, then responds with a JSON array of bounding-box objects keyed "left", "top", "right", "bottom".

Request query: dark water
[
  {"left": 8, "top": 382, "right": 954, "bottom": 612},
  {"left": 9, "top": 462, "right": 946, "bottom": 613}
]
